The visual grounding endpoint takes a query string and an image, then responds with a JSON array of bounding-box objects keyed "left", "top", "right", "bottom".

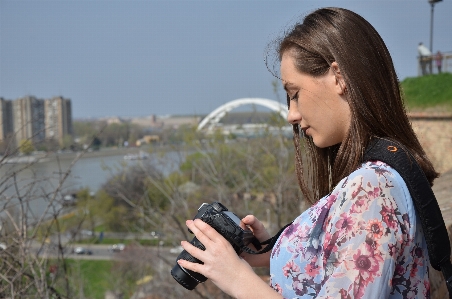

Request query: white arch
[{"left": 197, "top": 98, "right": 287, "bottom": 131}]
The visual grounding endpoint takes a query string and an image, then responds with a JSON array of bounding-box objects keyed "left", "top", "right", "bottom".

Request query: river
[{"left": 0, "top": 147, "right": 185, "bottom": 220}]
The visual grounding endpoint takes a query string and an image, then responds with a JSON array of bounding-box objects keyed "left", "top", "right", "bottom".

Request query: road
[{"left": 31, "top": 243, "right": 179, "bottom": 263}]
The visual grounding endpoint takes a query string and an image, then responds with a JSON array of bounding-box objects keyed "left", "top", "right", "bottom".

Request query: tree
[
  {"left": 91, "top": 136, "right": 102, "bottom": 150},
  {"left": 102, "top": 125, "right": 303, "bottom": 298},
  {"left": 0, "top": 133, "right": 104, "bottom": 298},
  {"left": 18, "top": 139, "right": 34, "bottom": 155},
  {"left": 61, "top": 135, "right": 74, "bottom": 149}
]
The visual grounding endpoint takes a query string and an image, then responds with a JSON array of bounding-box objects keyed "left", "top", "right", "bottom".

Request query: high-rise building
[
  {"left": 0, "top": 95, "right": 73, "bottom": 149},
  {"left": 44, "top": 96, "right": 73, "bottom": 145},
  {"left": 12, "top": 96, "right": 45, "bottom": 146},
  {"left": 0, "top": 97, "right": 14, "bottom": 142}
]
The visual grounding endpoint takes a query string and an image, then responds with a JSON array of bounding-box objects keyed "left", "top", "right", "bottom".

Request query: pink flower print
[
  {"left": 412, "top": 246, "right": 424, "bottom": 259},
  {"left": 380, "top": 204, "right": 397, "bottom": 230},
  {"left": 339, "top": 289, "right": 352, "bottom": 299},
  {"left": 344, "top": 247, "right": 384, "bottom": 293},
  {"left": 296, "top": 224, "right": 310, "bottom": 241},
  {"left": 387, "top": 243, "right": 398, "bottom": 257},
  {"left": 350, "top": 179, "right": 363, "bottom": 199},
  {"left": 364, "top": 235, "right": 380, "bottom": 252},
  {"left": 410, "top": 262, "right": 419, "bottom": 278},
  {"left": 395, "top": 264, "right": 406, "bottom": 276},
  {"left": 335, "top": 213, "right": 355, "bottom": 233},
  {"left": 366, "top": 219, "right": 384, "bottom": 240},
  {"left": 292, "top": 277, "right": 308, "bottom": 296},
  {"left": 304, "top": 262, "right": 320, "bottom": 277},
  {"left": 350, "top": 196, "right": 369, "bottom": 214},
  {"left": 353, "top": 253, "right": 379, "bottom": 280},
  {"left": 406, "top": 290, "right": 417, "bottom": 299},
  {"left": 357, "top": 220, "right": 367, "bottom": 230},
  {"left": 423, "top": 279, "right": 431, "bottom": 297},
  {"left": 366, "top": 185, "right": 380, "bottom": 200},
  {"left": 282, "top": 260, "right": 300, "bottom": 277},
  {"left": 273, "top": 283, "right": 283, "bottom": 294}
]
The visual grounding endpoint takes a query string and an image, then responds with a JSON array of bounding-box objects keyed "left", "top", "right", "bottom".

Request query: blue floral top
[{"left": 270, "top": 161, "right": 430, "bottom": 299}]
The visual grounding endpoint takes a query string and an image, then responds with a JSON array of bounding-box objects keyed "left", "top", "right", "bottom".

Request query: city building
[
  {"left": 0, "top": 97, "right": 14, "bottom": 142},
  {"left": 13, "top": 96, "right": 46, "bottom": 146},
  {"left": 44, "top": 96, "right": 73, "bottom": 145},
  {"left": 0, "top": 95, "right": 73, "bottom": 149}
]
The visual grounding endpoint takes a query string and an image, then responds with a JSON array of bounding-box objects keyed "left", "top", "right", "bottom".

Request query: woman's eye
[{"left": 286, "top": 91, "right": 300, "bottom": 109}]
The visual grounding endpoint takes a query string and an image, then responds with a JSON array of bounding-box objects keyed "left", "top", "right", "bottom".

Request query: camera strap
[
  {"left": 241, "top": 138, "right": 452, "bottom": 298},
  {"left": 364, "top": 138, "right": 452, "bottom": 298},
  {"left": 241, "top": 222, "right": 293, "bottom": 255}
]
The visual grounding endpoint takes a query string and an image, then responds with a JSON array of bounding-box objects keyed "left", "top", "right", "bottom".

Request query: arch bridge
[{"left": 197, "top": 98, "right": 288, "bottom": 132}]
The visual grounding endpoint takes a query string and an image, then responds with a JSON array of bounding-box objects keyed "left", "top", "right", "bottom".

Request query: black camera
[{"left": 171, "top": 202, "right": 257, "bottom": 290}]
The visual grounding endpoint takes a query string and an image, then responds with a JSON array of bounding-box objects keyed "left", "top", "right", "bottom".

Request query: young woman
[{"left": 177, "top": 7, "right": 438, "bottom": 299}]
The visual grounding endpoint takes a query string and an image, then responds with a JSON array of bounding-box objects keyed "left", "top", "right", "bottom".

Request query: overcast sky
[{"left": 1, "top": 0, "right": 451, "bottom": 119}]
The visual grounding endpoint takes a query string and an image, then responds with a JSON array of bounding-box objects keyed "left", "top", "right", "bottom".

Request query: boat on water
[{"left": 123, "top": 151, "right": 149, "bottom": 160}]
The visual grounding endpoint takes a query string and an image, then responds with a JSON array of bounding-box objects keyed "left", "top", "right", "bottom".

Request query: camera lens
[{"left": 171, "top": 237, "right": 207, "bottom": 290}]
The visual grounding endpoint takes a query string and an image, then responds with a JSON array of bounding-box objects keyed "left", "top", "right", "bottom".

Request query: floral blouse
[{"left": 270, "top": 161, "right": 430, "bottom": 299}]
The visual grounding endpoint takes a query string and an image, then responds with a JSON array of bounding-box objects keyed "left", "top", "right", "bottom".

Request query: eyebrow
[{"left": 283, "top": 82, "right": 296, "bottom": 92}]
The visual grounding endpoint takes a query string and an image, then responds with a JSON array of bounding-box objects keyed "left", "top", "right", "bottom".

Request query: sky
[{"left": 1, "top": 0, "right": 451, "bottom": 119}]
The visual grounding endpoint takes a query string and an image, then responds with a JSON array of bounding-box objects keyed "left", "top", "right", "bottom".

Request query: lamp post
[{"left": 428, "top": 0, "right": 442, "bottom": 52}]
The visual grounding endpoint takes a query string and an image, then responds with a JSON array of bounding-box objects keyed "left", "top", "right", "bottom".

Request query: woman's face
[{"left": 281, "top": 52, "right": 351, "bottom": 148}]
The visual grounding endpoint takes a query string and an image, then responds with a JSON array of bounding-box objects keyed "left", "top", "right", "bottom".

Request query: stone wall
[{"left": 410, "top": 114, "right": 452, "bottom": 174}]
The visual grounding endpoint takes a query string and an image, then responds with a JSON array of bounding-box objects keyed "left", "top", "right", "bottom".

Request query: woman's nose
[{"left": 287, "top": 101, "right": 301, "bottom": 125}]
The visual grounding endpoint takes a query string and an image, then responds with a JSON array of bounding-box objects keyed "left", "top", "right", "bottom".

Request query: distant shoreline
[{"left": 1, "top": 146, "right": 151, "bottom": 164}]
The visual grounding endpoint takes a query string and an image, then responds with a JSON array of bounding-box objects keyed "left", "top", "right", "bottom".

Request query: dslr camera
[{"left": 171, "top": 202, "right": 257, "bottom": 290}]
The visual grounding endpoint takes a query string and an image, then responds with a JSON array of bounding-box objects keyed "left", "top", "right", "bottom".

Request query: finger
[
  {"left": 180, "top": 240, "right": 207, "bottom": 262},
  {"left": 186, "top": 220, "right": 213, "bottom": 248},
  {"left": 241, "top": 215, "right": 259, "bottom": 226},
  {"left": 241, "top": 215, "right": 270, "bottom": 241},
  {"left": 191, "top": 219, "right": 223, "bottom": 243},
  {"left": 242, "top": 215, "right": 265, "bottom": 232},
  {"left": 177, "top": 255, "right": 205, "bottom": 276}
]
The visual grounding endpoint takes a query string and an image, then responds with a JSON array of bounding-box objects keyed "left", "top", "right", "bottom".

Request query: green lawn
[
  {"left": 61, "top": 259, "right": 113, "bottom": 299},
  {"left": 401, "top": 72, "right": 452, "bottom": 111}
]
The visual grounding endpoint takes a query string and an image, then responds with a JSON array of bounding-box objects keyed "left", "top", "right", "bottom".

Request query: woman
[{"left": 177, "top": 7, "right": 437, "bottom": 298}]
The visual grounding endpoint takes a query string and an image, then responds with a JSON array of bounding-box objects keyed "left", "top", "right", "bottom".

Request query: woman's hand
[
  {"left": 177, "top": 219, "right": 280, "bottom": 299},
  {"left": 240, "top": 215, "right": 272, "bottom": 267}
]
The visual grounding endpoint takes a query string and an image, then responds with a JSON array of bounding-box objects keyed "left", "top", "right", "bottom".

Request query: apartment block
[
  {"left": 44, "top": 96, "right": 73, "bottom": 145},
  {"left": 0, "top": 97, "right": 14, "bottom": 142},
  {"left": 12, "top": 96, "right": 46, "bottom": 146}
]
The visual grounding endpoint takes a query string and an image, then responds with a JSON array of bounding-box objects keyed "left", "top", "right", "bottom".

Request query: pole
[{"left": 430, "top": 2, "right": 435, "bottom": 52}]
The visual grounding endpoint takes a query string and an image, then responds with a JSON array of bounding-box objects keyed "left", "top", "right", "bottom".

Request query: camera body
[{"left": 171, "top": 202, "right": 256, "bottom": 290}]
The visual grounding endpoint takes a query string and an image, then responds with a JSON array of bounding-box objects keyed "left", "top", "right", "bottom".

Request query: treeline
[{"left": 0, "top": 124, "right": 304, "bottom": 298}]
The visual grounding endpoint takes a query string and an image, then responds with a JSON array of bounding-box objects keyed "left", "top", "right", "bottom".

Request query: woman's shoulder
[
  {"left": 342, "top": 160, "right": 406, "bottom": 187},
  {"left": 330, "top": 160, "right": 414, "bottom": 216}
]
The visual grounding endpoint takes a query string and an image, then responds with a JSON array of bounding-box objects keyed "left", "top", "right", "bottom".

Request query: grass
[
  {"left": 400, "top": 72, "right": 452, "bottom": 111},
  {"left": 77, "top": 237, "right": 165, "bottom": 246},
  {"left": 56, "top": 259, "right": 113, "bottom": 299}
]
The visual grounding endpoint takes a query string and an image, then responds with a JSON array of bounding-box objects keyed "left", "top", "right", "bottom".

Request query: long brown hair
[{"left": 274, "top": 7, "right": 438, "bottom": 204}]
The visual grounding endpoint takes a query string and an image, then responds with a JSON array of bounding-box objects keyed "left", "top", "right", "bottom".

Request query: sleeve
[{"left": 315, "top": 163, "right": 408, "bottom": 299}]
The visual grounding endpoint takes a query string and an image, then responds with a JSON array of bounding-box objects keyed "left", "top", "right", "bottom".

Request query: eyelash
[{"left": 286, "top": 91, "right": 300, "bottom": 109}]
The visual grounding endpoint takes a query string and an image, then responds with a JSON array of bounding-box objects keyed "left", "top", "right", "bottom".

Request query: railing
[{"left": 417, "top": 51, "right": 452, "bottom": 76}]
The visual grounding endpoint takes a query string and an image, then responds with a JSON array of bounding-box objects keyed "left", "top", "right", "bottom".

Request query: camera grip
[
  {"left": 177, "top": 237, "right": 206, "bottom": 264},
  {"left": 174, "top": 237, "right": 207, "bottom": 285}
]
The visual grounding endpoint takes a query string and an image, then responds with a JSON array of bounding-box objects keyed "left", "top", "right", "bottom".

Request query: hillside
[{"left": 401, "top": 72, "right": 452, "bottom": 112}]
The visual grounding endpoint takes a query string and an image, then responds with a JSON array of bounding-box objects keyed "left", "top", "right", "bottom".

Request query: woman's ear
[{"left": 331, "top": 62, "right": 346, "bottom": 95}]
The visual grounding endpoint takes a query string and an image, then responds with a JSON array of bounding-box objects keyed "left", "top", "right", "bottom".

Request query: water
[{"left": 0, "top": 149, "right": 184, "bottom": 220}]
